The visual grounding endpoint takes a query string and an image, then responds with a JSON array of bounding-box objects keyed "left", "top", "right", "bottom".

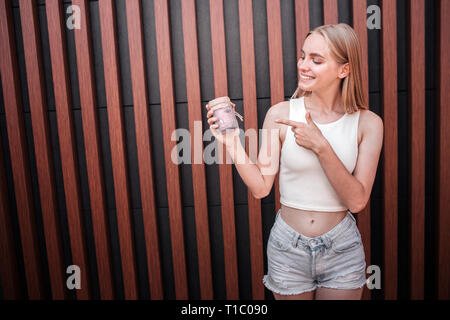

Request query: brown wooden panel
[
  {"left": 380, "top": 0, "right": 398, "bottom": 300},
  {"left": 125, "top": 0, "right": 164, "bottom": 300},
  {"left": 295, "top": 0, "right": 310, "bottom": 61},
  {"left": 154, "top": 0, "right": 189, "bottom": 299},
  {"left": 46, "top": 0, "right": 91, "bottom": 300},
  {"left": 294, "top": 0, "right": 310, "bottom": 119},
  {"left": 19, "top": 0, "right": 66, "bottom": 300},
  {"left": 238, "top": 0, "right": 264, "bottom": 300},
  {"left": 0, "top": 0, "right": 45, "bottom": 299},
  {"left": 352, "top": 0, "right": 371, "bottom": 300},
  {"left": 0, "top": 132, "right": 21, "bottom": 299},
  {"left": 72, "top": 0, "right": 114, "bottom": 300},
  {"left": 323, "top": 0, "right": 338, "bottom": 25},
  {"left": 408, "top": 0, "right": 425, "bottom": 300},
  {"left": 437, "top": 0, "right": 450, "bottom": 300},
  {"left": 97, "top": 0, "right": 139, "bottom": 300},
  {"left": 209, "top": 0, "right": 239, "bottom": 300},
  {"left": 267, "top": 0, "right": 284, "bottom": 214},
  {"left": 180, "top": 0, "right": 213, "bottom": 300}
]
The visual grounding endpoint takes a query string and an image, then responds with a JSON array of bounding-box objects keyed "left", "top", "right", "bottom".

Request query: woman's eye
[{"left": 299, "top": 56, "right": 321, "bottom": 64}]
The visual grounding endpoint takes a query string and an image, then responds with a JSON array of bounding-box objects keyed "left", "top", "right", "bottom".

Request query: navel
[{"left": 310, "top": 219, "right": 315, "bottom": 224}]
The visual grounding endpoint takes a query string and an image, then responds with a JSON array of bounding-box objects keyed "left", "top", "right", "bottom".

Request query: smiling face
[{"left": 297, "top": 33, "right": 349, "bottom": 93}]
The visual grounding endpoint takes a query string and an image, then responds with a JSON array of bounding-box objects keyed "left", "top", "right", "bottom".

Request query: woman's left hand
[{"left": 275, "top": 111, "right": 328, "bottom": 154}]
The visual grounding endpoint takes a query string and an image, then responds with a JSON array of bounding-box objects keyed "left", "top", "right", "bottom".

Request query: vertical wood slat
[
  {"left": 72, "top": 0, "right": 115, "bottom": 300},
  {"left": 153, "top": 0, "right": 189, "bottom": 299},
  {"left": 180, "top": 0, "right": 214, "bottom": 300},
  {"left": 0, "top": 0, "right": 45, "bottom": 299},
  {"left": 19, "top": 0, "right": 66, "bottom": 300},
  {"left": 381, "top": 0, "right": 398, "bottom": 300},
  {"left": 125, "top": 0, "right": 164, "bottom": 300},
  {"left": 295, "top": 0, "right": 310, "bottom": 61},
  {"left": 323, "top": 0, "right": 338, "bottom": 25},
  {"left": 209, "top": 0, "right": 240, "bottom": 300},
  {"left": 352, "top": 0, "right": 371, "bottom": 300},
  {"left": 408, "top": 0, "right": 425, "bottom": 300},
  {"left": 238, "top": 0, "right": 265, "bottom": 300},
  {"left": 267, "top": 0, "right": 284, "bottom": 214},
  {"left": 437, "top": 0, "right": 450, "bottom": 300},
  {"left": 294, "top": 0, "right": 310, "bottom": 128},
  {"left": 97, "top": 0, "right": 139, "bottom": 300},
  {"left": 46, "top": 0, "right": 90, "bottom": 300},
  {"left": 0, "top": 135, "right": 21, "bottom": 299}
]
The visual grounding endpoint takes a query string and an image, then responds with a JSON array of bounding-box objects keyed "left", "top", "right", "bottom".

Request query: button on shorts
[{"left": 263, "top": 209, "right": 367, "bottom": 295}]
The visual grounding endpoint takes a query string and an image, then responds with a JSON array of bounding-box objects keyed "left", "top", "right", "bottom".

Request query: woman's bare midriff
[{"left": 280, "top": 204, "right": 347, "bottom": 238}]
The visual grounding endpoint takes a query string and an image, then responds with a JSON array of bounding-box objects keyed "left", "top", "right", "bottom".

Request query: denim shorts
[{"left": 263, "top": 209, "right": 367, "bottom": 295}]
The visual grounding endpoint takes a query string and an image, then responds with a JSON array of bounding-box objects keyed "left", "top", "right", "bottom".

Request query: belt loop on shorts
[
  {"left": 292, "top": 234, "right": 301, "bottom": 248},
  {"left": 323, "top": 235, "right": 332, "bottom": 249},
  {"left": 347, "top": 210, "right": 356, "bottom": 222}
]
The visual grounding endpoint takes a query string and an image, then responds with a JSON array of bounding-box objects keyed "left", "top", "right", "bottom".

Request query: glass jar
[{"left": 208, "top": 96, "right": 244, "bottom": 134}]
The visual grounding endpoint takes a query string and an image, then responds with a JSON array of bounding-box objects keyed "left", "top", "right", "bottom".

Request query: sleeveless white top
[{"left": 279, "top": 97, "right": 360, "bottom": 212}]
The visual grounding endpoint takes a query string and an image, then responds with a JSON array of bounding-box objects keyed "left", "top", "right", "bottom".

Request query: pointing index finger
[{"left": 275, "top": 119, "right": 299, "bottom": 127}]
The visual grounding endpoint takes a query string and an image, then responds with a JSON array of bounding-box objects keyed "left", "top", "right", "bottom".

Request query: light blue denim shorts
[{"left": 263, "top": 209, "right": 367, "bottom": 295}]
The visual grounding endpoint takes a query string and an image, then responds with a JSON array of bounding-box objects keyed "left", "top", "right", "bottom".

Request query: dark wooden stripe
[
  {"left": 408, "top": 0, "right": 425, "bottom": 300},
  {"left": 267, "top": 0, "right": 284, "bottom": 215},
  {"left": 266, "top": 0, "right": 284, "bottom": 121},
  {"left": 19, "top": 0, "right": 66, "bottom": 300},
  {"left": 209, "top": 0, "right": 240, "bottom": 299},
  {"left": 180, "top": 0, "right": 213, "bottom": 300},
  {"left": 352, "top": 0, "right": 371, "bottom": 300},
  {"left": 97, "top": 0, "right": 139, "bottom": 299},
  {"left": 323, "top": 0, "right": 338, "bottom": 25},
  {"left": 381, "top": 0, "right": 398, "bottom": 300},
  {"left": 209, "top": 0, "right": 229, "bottom": 97},
  {"left": 153, "top": 0, "right": 189, "bottom": 299},
  {"left": 46, "top": 0, "right": 91, "bottom": 300},
  {"left": 0, "top": 0, "right": 45, "bottom": 299},
  {"left": 125, "top": 0, "right": 164, "bottom": 300},
  {"left": 295, "top": 0, "right": 310, "bottom": 61},
  {"left": 0, "top": 132, "right": 21, "bottom": 299},
  {"left": 437, "top": 0, "right": 450, "bottom": 300},
  {"left": 238, "top": 0, "right": 264, "bottom": 300},
  {"left": 72, "top": 0, "right": 114, "bottom": 300}
]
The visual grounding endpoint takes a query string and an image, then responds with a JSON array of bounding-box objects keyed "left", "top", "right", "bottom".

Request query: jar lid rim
[{"left": 209, "top": 96, "right": 231, "bottom": 107}]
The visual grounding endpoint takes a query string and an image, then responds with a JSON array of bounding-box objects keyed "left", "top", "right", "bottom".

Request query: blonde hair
[{"left": 291, "top": 23, "right": 368, "bottom": 113}]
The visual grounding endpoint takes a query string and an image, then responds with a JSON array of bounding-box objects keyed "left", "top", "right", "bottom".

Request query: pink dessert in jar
[{"left": 208, "top": 96, "right": 243, "bottom": 134}]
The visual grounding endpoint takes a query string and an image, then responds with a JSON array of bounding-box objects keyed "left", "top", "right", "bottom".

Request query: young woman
[{"left": 206, "top": 23, "right": 383, "bottom": 300}]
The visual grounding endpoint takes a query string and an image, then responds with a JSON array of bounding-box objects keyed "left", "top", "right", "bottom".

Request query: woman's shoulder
[
  {"left": 265, "top": 100, "right": 290, "bottom": 143},
  {"left": 267, "top": 100, "right": 290, "bottom": 119},
  {"left": 358, "top": 109, "right": 384, "bottom": 143},
  {"left": 358, "top": 109, "right": 383, "bottom": 129}
]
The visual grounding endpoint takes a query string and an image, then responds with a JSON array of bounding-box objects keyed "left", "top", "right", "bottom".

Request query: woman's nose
[{"left": 297, "top": 58, "right": 308, "bottom": 71}]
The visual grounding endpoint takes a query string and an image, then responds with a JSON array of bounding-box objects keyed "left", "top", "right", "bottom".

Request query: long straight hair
[{"left": 292, "top": 23, "right": 368, "bottom": 113}]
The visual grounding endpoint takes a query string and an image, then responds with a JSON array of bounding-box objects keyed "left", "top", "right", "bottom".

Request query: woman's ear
[{"left": 338, "top": 63, "right": 350, "bottom": 79}]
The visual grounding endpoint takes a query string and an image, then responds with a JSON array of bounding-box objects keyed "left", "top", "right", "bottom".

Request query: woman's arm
[
  {"left": 315, "top": 111, "right": 384, "bottom": 213},
  {"left": 207, "top": 101, "right": 284, "bottom": 199},
  {"left": 225, "top": 139, "right": 268, "bottom": 198}
]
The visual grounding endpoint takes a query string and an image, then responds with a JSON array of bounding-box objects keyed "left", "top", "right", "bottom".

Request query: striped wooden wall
[{"left": 0, "top": 0, "right": 449, "bottom": 300}]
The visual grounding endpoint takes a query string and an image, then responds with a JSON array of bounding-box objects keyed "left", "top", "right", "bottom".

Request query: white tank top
[{"left": 279, "top": 97, "right": 360, "bottom": 212}]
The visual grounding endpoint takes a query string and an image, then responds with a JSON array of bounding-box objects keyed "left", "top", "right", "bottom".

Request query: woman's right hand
[{"left": 206, "top": 101, "right": 240, "bottom": 147}]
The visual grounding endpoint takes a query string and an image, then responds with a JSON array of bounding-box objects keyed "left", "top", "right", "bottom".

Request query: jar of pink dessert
[{"left": 208, "top": 96, "right": 244, "bottom": 134}]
